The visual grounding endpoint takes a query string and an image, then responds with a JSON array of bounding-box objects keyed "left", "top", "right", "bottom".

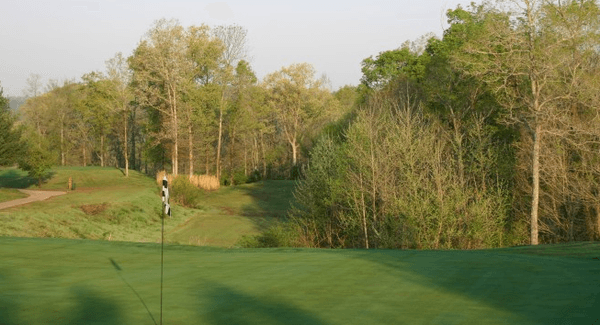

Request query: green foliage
[
  {"left": 0, "top": 86, "right": 23, "bottom": 166},
  {"left": 17, "top": 133, "right": 54, "bottom": 187},
  {"left": 237, "top": 222, "right": 299, "bottom": 248},
  {"left": 171, "top": 175, "right": 204, "bottom": 208},
  {"left": 289, "top": 135, "right": 347, "bottom": 247},
  {"left": 360, "top": 46, "right": 427, "bottom": 90},
  {"left": 221, "top": 168, "right": 248, "bottom": 186},
  {"left": 290, "top": 95, "right": 514, "bottom": 249}
]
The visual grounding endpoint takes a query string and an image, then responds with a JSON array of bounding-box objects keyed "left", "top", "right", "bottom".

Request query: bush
[
  {"left": 247, "top": 169, "right": 262, "bottom": 183},
  {"left": 237, "top": 223, "right": 300, "bottom": 248},
  {"left": 171, "top": 176, "right": 203, "bottom": 208},
  {"left": 221, "top": 168, "right": 249, "bottom": 186}
]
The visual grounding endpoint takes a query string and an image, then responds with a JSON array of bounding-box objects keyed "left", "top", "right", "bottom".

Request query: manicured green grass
[
  {"left": 1, "top": 237, "right": 598, "bottom": 324},
  {"left": 0, "top": 167, "right": 295, "bottom": 246},
  {"left": 0, "top": 188, "right": 28, "bottom": 203},
  {"left": 168, "top": 180, "right": 296, "bottom": 246}
]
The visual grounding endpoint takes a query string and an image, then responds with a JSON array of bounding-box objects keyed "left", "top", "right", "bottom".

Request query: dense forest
[{"left": 2, "top": 0, "right": 600, "bottom": 249}]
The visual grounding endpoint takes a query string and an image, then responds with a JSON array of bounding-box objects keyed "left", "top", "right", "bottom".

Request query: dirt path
[{"left": 0, "top": 189, "right": 67, "bottom": 210}]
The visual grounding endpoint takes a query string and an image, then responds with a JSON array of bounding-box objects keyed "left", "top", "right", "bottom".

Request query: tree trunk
[
  {"left": 188, "top": 123, "right": 193, "bottom": 177},
  {"left": 531, "top": 123, "right": 541, "bottom": 245},
  {"left": 291, "top": 138, "right": 297, "bottom": 178},
  {"left": 229, "top": 128, "right": 236, "bottom": 185},
  {"left": 370, "top": 136, "right": 377, "bottom": 225},
  {"left": 360, "top": 175, "right": 369, "bottom": 249},
  {"left": 82, "top": 144, "right": 86, "bottom": 167},
  {"left": 124, "top": 110, "right": 129, "bottom": 177},
  {"left": 170, "top": 84, "right": 179, "bottom": 176},
  {"left": 173, "top": 117, "right": 179, "bottom": 176},
  {"left": 61, "top": 124, "right": 65, "bottom": 166},
  {"left": 100, "top": 135, "right": 105, "bottom": 167},
  {"left": 216, "top": 105, "right": 223, "bottom": 180},
  {"left": 244, "top": 140, "right": 248, "bottom": 177},
  {"left": 261, "top": 133, "right": 267, "bottom": 178},
  {"left": 131, "top": 106, "right": 137, "bottom": 171},
  {"left": 205, "top": 146, "right": 210, "bottom": 175}
]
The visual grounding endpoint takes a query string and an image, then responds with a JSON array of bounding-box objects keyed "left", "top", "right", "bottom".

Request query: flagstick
[
  {"left": 160, "top": 176, "right": 170, "bottom": 325},
  {"left": 160, "top": 212, "right": 164, "bottom": 325}
]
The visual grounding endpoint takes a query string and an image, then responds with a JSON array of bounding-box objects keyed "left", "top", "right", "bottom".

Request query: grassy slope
[
  {"left": 0, "top": 167, "right": 294, "bottom": 246},
  {"left": 168, "top": 180, "right": 296, "bottom": 246},
  {"left": 1, "top": 237, "right": 598, "bottom": 324},
  {"left": 0, "top": 188, "right": 28, "bottom": 203}
]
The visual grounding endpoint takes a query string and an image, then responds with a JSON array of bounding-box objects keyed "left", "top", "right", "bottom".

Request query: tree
[
  {"left": 81, "top": 72, "right": 114, "bottom": 167},
  {"left": 226, "top": 60, "right": 258, "bottom": 183},
  {"left": 263, "top": 63, "right": 333, "bottom": 174},
  {"left": 106, "top": 53, "right": 133, "bottom": 176},
  {"left": 453, "top": 0, "right": 600, "bottom": 245},
  {"left": 18, "top": 131, "right": 54, "bottom": 187},
  {"left": 129, "top": 19, "right": 193, "bottom": 176},
  {"left": 23, "top": 73, "right": 43, "bottom": 98},
  {"left": 212, "top": 24, "right": 248, "bottom": 180},
  {"left": 186, "top": 25, "right": 223, "bottom": 177},
  {"left": 360, "top": 42, "right": 427, "bottom": 90},
  {"left": 0, "top": 84, "right": 23, "bottom": 166}
]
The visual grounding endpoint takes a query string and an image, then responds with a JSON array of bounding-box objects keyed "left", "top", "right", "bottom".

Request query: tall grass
[{"left": 156, "top": 171, "right": 220, "bottom": 191}]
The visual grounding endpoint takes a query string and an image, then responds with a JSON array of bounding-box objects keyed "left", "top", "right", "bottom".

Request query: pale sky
[{"left": 0, "top": 0, "right": 475, "bottom": 97}]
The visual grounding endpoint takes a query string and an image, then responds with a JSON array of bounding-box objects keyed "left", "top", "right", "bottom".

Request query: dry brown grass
[
  {"left": 156, "top": 171, "right": 220, "bottom": 191},
  {"left": 189, "top": 174, "right": 220, "bottom": 191},
  {"left": 80, "top": 203, "right": 110, "bottom": 216}
]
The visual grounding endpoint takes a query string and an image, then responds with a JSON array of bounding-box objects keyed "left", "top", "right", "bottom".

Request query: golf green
[{"left": 1, "top": 237, "right": 598, "bottom": 324}]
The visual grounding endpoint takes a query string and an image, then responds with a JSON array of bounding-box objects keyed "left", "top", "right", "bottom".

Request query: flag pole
[
  {"left": 160, "top": 175, "right": 170, "bottom": 325},
  {"left": 160, "top": 212, "right": 164, "bottom": 325}
]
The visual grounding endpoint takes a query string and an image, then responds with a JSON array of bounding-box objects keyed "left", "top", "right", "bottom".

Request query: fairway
[{"left": 1, "top": 237, "right": 599, "bottom": 324}]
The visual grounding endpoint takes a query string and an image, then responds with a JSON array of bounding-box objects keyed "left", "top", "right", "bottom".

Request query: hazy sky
[{"left": 0, "top": 0, "right": 474, "bottom": 97}]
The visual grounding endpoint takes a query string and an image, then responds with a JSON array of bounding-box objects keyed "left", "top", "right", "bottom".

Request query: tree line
[
  {"left": 285, "top": 0, "right": 600, "bottom": 249},
  {"left": 3, "top": 19, "right": 348, "bottom": 185},
  {"left": 3, "top": 0, "right": 600, "bottom": 249}
]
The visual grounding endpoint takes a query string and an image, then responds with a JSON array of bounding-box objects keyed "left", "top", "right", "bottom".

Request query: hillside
[{"left": 0, "top": 167, "right": 295, "bottom": 246}]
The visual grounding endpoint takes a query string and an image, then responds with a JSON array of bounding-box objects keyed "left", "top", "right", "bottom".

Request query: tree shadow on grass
[
  {"left": 0, "top": 168, "right": 38, "bottom": 188},
  {"left": 0, "top": 168, "right": 56, "bottom": 188},
  {"left": 0, "top": 270, "right": 20, "bottom": 325},
  {"left": 236, "top": 181, "right": 297, "bottom": 230},
  {"left": 0, "top": 269, "right": 124, "bottom": 325},
  {"left": 65, "top": 287, "right": 124, "bottom": 325},
  {"left": 109, "top": 258, "right": 158, "bottom": 325},
  {"left": 196, "top": 281, "right": 328, "bottom": 325},
  {"left": 353, "top": 247, "right": 600, "bottom": 324}
]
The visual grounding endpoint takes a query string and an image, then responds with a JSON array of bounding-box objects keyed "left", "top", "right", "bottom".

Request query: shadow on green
[
  {"left": 108, "top": 258, "right": 158, "bottom": 325},
  {"left": 353, "top": 243, "right": 600, "bottom": 324},
  {"left": 237, "top": 180, "right": 296, "bottom": 229},
  {"left": 67, "top": 287, "right": 124, "bottom": 325},
  {"left": 197, "top": 281, "right": 327, "bottom": 325},
  {"left": 0, "top": 270, "right": 123, "bottom": 325},
  {"left": 0, "top": 168, "right": 41, "bottom": 188}
]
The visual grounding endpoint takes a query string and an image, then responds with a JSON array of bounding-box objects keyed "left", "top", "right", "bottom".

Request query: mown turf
[
  {"left": 168, "top": 180, "right": 296, "bottom": 246},
  {"left": 0, "top": 167, "right": 295, "bottom": 246},
  {"left": 1, "top": 237, "right": 598, "bottom": 324},
  {"left": 0, "top": 188, "right": 28, "bottom": 203}
]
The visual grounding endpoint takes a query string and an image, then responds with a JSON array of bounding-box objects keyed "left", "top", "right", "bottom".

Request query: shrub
[
  {"left": 247, "top": 169, "right": 262, "bottom": 183},
  {"left": 237, "top": 223, "right": 301, "bottom": 248},
  {"left": 171, "top": 176, "right": 203, "bottom": 208}
]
